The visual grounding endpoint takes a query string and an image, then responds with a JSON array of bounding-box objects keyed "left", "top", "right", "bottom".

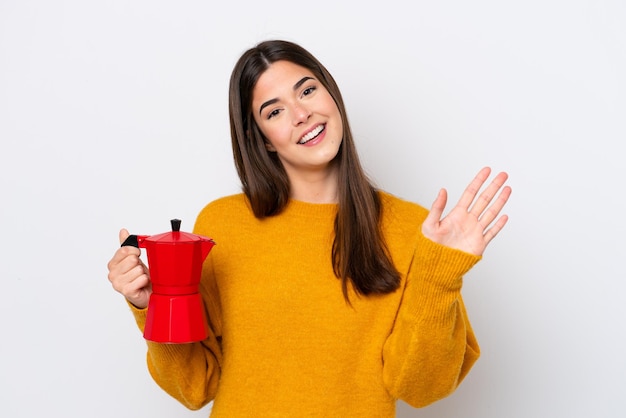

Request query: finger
[
  {"left": 478, "top": 185, "right": 512, "bottom": 227},
  {"left": 431, "top": 188, "right": 448, "bottom": 214},
  {"left": 456, "top": 167, "right": 492, "bottom": 210},
  {"left": 107, "top": 244, "right": 141, "bottom": 271},
  {"left": 113, "top": 265, "right": 150, "bottom": 298},
  {"left": 483, "top": 214, "right": 509, "bottom": 245},
  {"left": 107, "top": 251, "right": 142, "bottom": 282},
  {"left": 470, "top": 171, "right": 509, "bottom": 217},
  {"left": 109, "top": 228, "right": 141, "bottom": 269},
  {"left": 108, "top": 257, "right": 150, "bottom": 301},
  {"left": 119, "top": 228, "right": 130, "bottom": 245},
  {"left": 426, "top": 188, "right": 447, "bottom": 223}
]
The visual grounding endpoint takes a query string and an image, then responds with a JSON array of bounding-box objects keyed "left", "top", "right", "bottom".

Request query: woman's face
[{"left": 251, "top": 60, "right": 343, "bottom": 179}]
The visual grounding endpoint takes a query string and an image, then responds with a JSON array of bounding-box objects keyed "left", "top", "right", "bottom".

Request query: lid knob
[{"left": 170, "top": 219, "right": 182, "bottom": 232}]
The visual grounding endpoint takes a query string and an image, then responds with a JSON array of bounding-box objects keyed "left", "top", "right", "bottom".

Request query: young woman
[{"left": 107, "top": 39, "right": 511, "bottom": 417}]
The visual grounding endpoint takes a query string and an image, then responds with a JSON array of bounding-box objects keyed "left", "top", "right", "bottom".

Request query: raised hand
[
  {"left": 421, "top": 167, "right": 511, "bottom": 256},
  {"left": 107, "top": 228, "right": 152, "bottom": 309}
]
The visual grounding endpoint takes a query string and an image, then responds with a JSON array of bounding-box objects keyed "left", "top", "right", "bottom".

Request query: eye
[
  {"left": 302, "top": 86, "right": 317, "bottom": 97},
  {"left": 267, "top": 108, "right": 282, "bottom": 119}
]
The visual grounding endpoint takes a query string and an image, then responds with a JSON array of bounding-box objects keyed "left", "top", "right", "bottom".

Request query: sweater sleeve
[
  {"left": 382, "top": 232, "right": 481, "bottom": 408},
  {"left": 127, "top": 255, "right": 223, "bottom": 410}
]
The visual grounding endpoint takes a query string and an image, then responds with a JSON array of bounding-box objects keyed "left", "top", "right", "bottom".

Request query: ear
[{"left": 264, "top": 141, "right": 276, "bottom": 152}]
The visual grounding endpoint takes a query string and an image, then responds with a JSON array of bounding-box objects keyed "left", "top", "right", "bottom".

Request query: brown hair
[{"left": 228, "top": 40, "right": 400, "bottom": 299}]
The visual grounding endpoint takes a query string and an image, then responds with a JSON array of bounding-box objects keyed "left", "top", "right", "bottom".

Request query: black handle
[{"left": 120, "top": 234, "right": 139, "bottom": 248}]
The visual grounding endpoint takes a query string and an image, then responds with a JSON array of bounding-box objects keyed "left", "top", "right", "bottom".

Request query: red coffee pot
[{"left": 121, "top": 219, "right": 216, "bottom": 343}]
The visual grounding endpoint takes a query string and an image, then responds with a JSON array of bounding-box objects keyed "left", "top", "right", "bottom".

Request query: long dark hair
[{"left": 228, "top": 40, "right": 400, "bottom": 299}]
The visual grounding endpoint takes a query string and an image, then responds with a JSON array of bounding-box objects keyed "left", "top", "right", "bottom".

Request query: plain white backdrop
[{"left": 1, "top": 0, "right": 625, "bottom": 417}]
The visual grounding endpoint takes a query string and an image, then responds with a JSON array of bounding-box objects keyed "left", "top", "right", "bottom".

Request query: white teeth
[{"left": 299, "top": 125, "right": 324, "bottom": 144}]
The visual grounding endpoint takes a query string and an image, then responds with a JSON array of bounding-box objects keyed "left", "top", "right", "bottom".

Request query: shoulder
[
  {"left": 199, "top": 193, "right": 249, "bottom": 214},
  {"left": 378, "top": 190, "right": 429, "bottom": 230},
  {"left": 193, "top": 193, "right": 252, "bottom": 235},
  {"left": 377, "top": 191, "right": 430, "bottom": 271}
]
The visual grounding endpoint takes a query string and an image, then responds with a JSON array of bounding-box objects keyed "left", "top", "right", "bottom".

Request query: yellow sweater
[{"left": 130, "top": 192, "right": 481, "bottom": 417}]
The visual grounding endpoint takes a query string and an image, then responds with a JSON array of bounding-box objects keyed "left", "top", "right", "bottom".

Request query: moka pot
[{"left": 121, "top": 219, "right": 215, "bottom": 343}]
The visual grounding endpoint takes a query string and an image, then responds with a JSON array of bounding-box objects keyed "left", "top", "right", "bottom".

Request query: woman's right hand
[{"left": 107, "top": 228, "right": 152, "bottom": 309}]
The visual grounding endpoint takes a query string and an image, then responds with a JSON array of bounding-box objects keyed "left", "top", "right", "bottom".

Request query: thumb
[
  {"left": 119, "top": 228, "right": 130, "bottom": 245},
  {"left": 426, "top": 188, "right": 447, "bottom": 224}
]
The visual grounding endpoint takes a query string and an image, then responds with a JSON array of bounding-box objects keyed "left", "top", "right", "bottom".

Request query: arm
[
  {"left": 108, "top": 229, "right": 222, "bottom": 410},
  {"left": 382, "top": 236, "right": 480, "bottom": 407},
  {"left": 383, "top": 167, "right": 510, "bottom": 406},
  {"left": 130, "top": 300, "right": 222, "bottom": 410}
]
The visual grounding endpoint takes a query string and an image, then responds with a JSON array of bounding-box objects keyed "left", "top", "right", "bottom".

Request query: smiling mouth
[{"left": 298, "top": 124, "right": 325, "bottom": 144}]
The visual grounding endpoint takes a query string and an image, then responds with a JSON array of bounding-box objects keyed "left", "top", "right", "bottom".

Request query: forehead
[{"left": 252, "top": 61, "right": 316, "bottom": 100}]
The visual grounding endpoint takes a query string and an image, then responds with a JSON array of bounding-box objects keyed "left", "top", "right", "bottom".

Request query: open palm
[{"left": 421, "top": 167, "right": 512, "bottom": 256}]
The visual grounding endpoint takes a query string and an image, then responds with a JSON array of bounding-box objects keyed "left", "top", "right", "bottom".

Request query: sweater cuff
[
  {"left": 126, "top": 299, "right": 148, "bottom": 333},
  {"left": 414, "top": 233, "right": 482, "bottom": 291},
  {"left": 401, "top": 234, "right": 481, "bottom": 324}
]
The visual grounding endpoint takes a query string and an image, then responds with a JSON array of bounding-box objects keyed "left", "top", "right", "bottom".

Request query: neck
[{"left": 286, "top": 167, "right": 339, "bottom": 204}]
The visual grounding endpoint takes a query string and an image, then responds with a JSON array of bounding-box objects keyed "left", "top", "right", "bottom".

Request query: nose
[{"left": 292, "top": 104, "right": 311, "bottom": 125}]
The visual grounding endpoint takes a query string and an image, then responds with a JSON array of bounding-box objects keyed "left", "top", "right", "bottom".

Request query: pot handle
[
  {"left": 120, "top": 234, "right": 149, "bottom": 248},
  {"left": 120, "top": 234, "right": 139, "bottom": 248}
]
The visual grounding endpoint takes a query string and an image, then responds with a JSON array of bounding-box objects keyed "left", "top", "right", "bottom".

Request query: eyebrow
[{"left": 258, "top": 76, "right": 315, "bottom": 116}]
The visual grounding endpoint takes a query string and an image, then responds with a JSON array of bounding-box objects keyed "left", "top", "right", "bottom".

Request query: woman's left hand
[{"left": 421, "top": 167, "right": 512, "bottom": 256}]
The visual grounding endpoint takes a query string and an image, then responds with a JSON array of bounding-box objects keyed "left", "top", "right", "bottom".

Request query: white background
[{"left": 1, "top": 1, "right": 625, "bottom": 417}]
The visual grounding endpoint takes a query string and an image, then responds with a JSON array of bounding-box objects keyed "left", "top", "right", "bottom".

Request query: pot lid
[{"left": 144, "top": 219, "right": 205, "bottom": 244}]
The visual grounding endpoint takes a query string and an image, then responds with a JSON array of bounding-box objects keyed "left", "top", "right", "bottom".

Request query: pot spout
[{"left": 201, "top": 238, "right": 216, "bottom": 260}]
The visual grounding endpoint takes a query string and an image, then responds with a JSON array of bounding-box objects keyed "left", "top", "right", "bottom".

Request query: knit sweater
[{"left": 129, "top": 191, "right": 481, "bottom": 417}]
